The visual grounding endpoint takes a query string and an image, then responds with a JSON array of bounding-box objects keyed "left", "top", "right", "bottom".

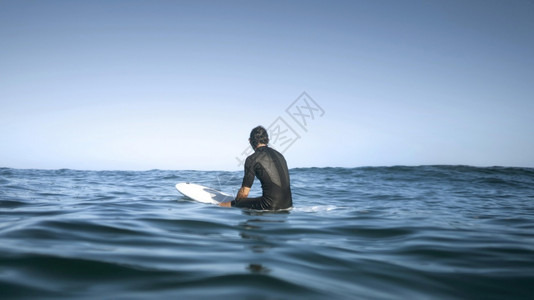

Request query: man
[{"left": 220, "top": 126, "right": 292, "bottom": 210}]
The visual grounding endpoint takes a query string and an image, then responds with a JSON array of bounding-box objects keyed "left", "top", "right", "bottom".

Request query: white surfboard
[{"left": 175, "top": 182, "right": 234, "bottom": 204}]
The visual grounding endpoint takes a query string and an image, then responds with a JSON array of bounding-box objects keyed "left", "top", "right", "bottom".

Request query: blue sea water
[{"left": 1, "top": 166, "right": 533, "bottom": 299}]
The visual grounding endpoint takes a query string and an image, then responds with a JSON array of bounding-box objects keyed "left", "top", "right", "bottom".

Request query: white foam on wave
[{"left": 293, "top": 205, "right": 339, "bottom": 212}]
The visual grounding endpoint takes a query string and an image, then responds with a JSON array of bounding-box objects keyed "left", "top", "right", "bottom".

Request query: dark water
[{"left": 1, "top": 166, "right": 533, "bottom": 299}]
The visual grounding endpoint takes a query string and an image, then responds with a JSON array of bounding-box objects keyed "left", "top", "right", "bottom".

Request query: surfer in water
[{"left": 220, "top": 126, "right": 293, "bottom": 210}]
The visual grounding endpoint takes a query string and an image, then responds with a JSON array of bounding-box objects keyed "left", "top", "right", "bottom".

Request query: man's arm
[
  {"left": 219, "top": 186, "right": 250, "bottom": 207},
  {"left": 236, "top": 186, "right": 250, "bottom": 199}
]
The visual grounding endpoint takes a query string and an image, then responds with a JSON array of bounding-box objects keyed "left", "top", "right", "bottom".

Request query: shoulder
[
  {"left": 245, "top": 151, "right": 259, "bottom": 166},
  {"left": 266, "top": 146, "right": 285, "bottom": 158}
]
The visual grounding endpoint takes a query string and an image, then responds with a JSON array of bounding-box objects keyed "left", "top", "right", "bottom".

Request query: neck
[{"left": 255, "top": 143, "right": 267, "bottom": 150}]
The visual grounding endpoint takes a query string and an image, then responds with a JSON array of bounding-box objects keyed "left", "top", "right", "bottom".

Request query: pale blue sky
[{"left": 1, "top": 0, "right": 533, "bottom": 170}]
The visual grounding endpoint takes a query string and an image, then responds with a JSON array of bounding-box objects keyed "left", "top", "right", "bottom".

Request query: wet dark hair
[{"left": 249, "top": 126, "right": 269, "bottom": 148}]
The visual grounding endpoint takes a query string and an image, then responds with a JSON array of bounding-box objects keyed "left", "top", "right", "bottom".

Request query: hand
[{"left": 219, "top": 201, "right": 232, "bottom": 207}]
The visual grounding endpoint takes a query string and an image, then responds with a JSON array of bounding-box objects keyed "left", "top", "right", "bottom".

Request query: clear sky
[{"left": 1, "top": 0, "right": 533, "bottom": 171}]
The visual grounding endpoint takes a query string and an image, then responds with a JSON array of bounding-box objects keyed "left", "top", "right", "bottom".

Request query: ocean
[{"left": 1, "top": 166, "right": 533, "bottom": 299}]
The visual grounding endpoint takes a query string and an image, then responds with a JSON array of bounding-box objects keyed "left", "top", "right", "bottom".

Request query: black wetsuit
[{"left": 231, "top": 146, "right": 292, "bottom": 210}]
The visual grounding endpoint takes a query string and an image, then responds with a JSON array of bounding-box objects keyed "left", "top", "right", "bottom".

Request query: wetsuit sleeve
[{"left": 241, "top": 156, "right": 255, "bottom": 188}]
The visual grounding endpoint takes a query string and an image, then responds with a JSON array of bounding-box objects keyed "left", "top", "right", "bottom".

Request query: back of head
[{"left": 249, "top": 126, "right": 269, "bottom": 148}]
